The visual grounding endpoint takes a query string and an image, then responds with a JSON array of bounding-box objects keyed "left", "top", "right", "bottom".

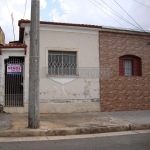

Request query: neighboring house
[
  {"left": 0, "top": 26, "right": 5, "bottom": 45},
  {"left": 99, "top": 30, "right": 150, "bottom": 111},
  {"left": 0, "top": 20, "right": 149, "bottom": 113},
  {"left": 0, "top": 42, "right": 27, "bottom": 113}
]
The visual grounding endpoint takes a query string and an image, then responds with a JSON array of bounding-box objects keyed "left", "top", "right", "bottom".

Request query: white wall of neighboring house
[
  {"left": 1, "top": 48, "right": 27, "bottom": 113},
  {"left": 3, "top": 24, "right": 100, "bottom": 113}
]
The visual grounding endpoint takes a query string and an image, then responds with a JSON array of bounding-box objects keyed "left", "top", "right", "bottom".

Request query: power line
[
  {"left": 11, "top": 13, "right": 15, "bottom": 41},
  {"left": 133, "top": 0, "right": 150, "bottom": 9},
  {"left": 5, "top": 0, "right": 16, "bottom": 41},
  {"left": 23, "top": 0, "right": 27, "bottom": 19},
  {"left": 5, "top": 0, "right": 10, "bottom": 14},
  {"left": 94, "top": 0, "right": 142, "bottom": 31},
  {"left": 114, "top": 0, "right": 144, "bottom": 31},
  {"left": 89, "top": 0, "right": 125, "bottom": 28}
]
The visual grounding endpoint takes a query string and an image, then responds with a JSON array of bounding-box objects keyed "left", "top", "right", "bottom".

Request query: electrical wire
[
  {"left": 5, "top": 0, "right": 10, "bottom": 14},
  {"left": 89, "top": 0, "right": 125, "bottom": 28},
  {"left": 99, "top": 0, "right": 143, "bottom": 30},
  {"left": 114, "top": 0, "right": 144, "bottom": 32},
  {"left": 93, "top": 0, "right": 142, "bottom": 31},
  {"left": 133, "top": 0, "right": 150, "bottom": 9},
  {"left": 5, "top": 0, "right": 15, "bottom": 41},
  {"left": 11, "top": 13, "right": 15, "bottom": 41},
  {"left": 23, "top": 0, "right": 27, "bottom": 19}
]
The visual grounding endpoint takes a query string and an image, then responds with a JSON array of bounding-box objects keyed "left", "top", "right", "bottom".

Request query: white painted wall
[
  {"left": 0, "top": 48, "right": 27, "bottom": 111},
  {"left": 4, "top": 24, "right": 100, "bottom": 113},
  {"left": 39, "top": 26, "right": 100, "bottom": 113}
]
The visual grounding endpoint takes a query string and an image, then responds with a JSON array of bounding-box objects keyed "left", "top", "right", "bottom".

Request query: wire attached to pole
[
  {"left": 5, "top": 0, "right": 16, "bottom": 41},
  {"left": 11, "top": 13, "right": 15, "bottom": 41},
  {"left": 23, "top": 0, "right": 28, "bottom": 19}
]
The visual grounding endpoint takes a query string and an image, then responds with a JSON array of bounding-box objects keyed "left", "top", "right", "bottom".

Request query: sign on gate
[{"left": 7, "top": 64, "right": 21, "bottom": 74}]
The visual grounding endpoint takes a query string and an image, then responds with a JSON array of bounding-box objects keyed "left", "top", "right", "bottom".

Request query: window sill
[
  {"left": 119, "top": 75, "right": 142, "bottom": 77},
  {"left": 46, "top": 74, "right": 79, "bottom": 78}
]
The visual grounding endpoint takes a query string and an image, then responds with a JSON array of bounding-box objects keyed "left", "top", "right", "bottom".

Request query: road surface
[{"left": 0, "top": 131, "right": 150, "bottom": 150}]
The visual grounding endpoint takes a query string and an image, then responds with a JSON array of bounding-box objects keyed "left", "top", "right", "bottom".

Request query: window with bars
[
  {"left": 48, "top": 51, "right": 77, "bottom": 75},
  {"left": 119, "top": 55, "right": 141, "bottom": 76},
  {"left": 124, "top": 60, "right": 133, "bottom": 76}
]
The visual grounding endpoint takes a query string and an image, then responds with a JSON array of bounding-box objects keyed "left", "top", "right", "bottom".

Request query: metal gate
[{"left": 5, "top": 57, "right": 24, "bottom": 106}]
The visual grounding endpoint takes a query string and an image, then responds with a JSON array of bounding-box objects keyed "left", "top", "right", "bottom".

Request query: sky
[{"left": 0, "top": 0, "right": 150, "bottom": 43}]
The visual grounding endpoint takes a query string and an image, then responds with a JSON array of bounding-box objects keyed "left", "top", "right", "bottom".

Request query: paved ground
[
  {"left": 0, "top": 110, "right": 150, "bottom": 137},
  {"left": 0, "top": 113, "right": 11, "bottom": 130},
  {"left": 102, "top": 110, "right": 150, "bottom": 124}
]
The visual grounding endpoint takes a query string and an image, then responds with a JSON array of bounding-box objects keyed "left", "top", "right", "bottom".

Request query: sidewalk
[{"left": 0, "top": 110, "right": 150, "bottom": 137}]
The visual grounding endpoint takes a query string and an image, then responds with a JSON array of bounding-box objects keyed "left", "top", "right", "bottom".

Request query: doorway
[{"left": 5, "top": 57, "right": 24, "bottom": 106}]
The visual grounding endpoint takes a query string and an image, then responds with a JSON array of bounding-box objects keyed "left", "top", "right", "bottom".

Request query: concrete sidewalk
[{"left": 0, "top": 110, "right": 150, "bottom": 137}]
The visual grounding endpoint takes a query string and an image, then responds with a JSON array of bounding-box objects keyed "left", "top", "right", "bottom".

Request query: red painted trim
[{"left": 0, "top": 46, "right": 27, "bottom": 48}]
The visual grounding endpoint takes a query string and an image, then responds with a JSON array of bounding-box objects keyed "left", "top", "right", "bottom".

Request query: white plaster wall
[
  {"left": 0, "top": 49, "right": 28, "bottom": 110},
  {"left": 38, "top": 27, "right": 100, "bottom": 112},
  {"left": 3, "top": 25, "right": 100, "bottom": 113}
]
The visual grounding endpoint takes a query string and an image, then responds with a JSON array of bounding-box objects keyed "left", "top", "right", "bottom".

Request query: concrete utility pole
[{"left": 28, "top": 0, "right": 40, "bottom": 129}]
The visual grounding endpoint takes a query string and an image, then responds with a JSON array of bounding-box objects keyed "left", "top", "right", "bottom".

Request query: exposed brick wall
[{"left": 99, "top": 31, "right": 150, "bottom": 111}]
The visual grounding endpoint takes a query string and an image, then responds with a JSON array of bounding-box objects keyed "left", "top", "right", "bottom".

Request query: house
[
  {"left": 0, "top": 20, "right": 149, "bottom": 113},
  {"left": 99, "top": 29, "right": 150, "bottom": 111},
  {"left": 0, "top": 26, "right": 5, "bottom": 45},
  {"left": 0, "top": 20, "right": 101, "bottom": 113}
]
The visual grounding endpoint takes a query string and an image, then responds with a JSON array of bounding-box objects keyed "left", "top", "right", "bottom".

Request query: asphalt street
[{"left": 0, "top": 133, "right": 150, "bottom": 150}]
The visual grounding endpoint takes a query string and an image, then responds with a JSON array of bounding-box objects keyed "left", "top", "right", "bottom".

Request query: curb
[
  {"left": 0, "top": 125, "right": 129, "bottom": 137},
  {"left": 130, "top": 124, "right": 150, "bottom": 130},
  {"left": 0, "top": 124, "right": 150, "bottom": 137}
]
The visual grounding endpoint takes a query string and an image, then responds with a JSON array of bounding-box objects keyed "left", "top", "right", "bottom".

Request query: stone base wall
[{"left": 99, "top": 31, "right": 150, "bottom": 111}]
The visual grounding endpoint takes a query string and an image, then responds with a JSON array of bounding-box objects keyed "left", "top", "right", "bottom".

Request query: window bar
[
  {"left": 20, "top": 61, "right": 22, "bottom": 106},
  {"left": 61, "top": 53, "right": 64, "bottom": 75},
  {"left": 6, "top": 61, "right": 8, "bottom": 106},
  {"left": 17, "top": 59, "right": 19, "bottom": 106},
  {"left": 22, "top": 63, "right": 24, "bottom": 106},
  {"left": 21, "top": 62, "right": 23, "bottom": 106},
  {"left": 11, "top": 58, "right": 13, "bottom": 106},
  {"left": 13, "top": 58, "right": 14, "bottom": 106},
  {"left": 8, "top": 59, "right": 10, "bottom": 106},
  {"left": 18, "top": 60, "right": 19, "bottom": 106},
  {"left": 50, "top": 55, "right": 52, "bottom": 75},
  {"left": 58, "top": 55, "right": 59, "bottom": 75},
  {"left": 5, "top": 62, "right": 6, "bottom": 106},
  {"left": 9, "top": 60, "right": 11, "bottom": 106},
  {"left": 9, "top": 59, "right": 11, "bottom": 106},
  {"left": 13, "top": 58, "right": 15, "bottom": 106},
  {"left": 69, "top": 55, "right": 70, "bottom": 75},
  {"left": 6, "top": 61, "right": 7, "bottom": 106},
  {"left": 12, "top": 58, "right": 14, "bottom": 106},
  {"left": 17, "top": 58, "right": 18, "bottom": 106},
  {"left": 16, "top": 58, "right": 17, "bottom": 106}
]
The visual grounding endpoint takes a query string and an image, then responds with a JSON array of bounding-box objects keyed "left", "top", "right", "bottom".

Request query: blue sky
[
  {"left": 41, "top": 0, "right": 63, "bottom": 21},
  {"left": 0, "top": 0, "right": 150, "bottom": 43}
]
